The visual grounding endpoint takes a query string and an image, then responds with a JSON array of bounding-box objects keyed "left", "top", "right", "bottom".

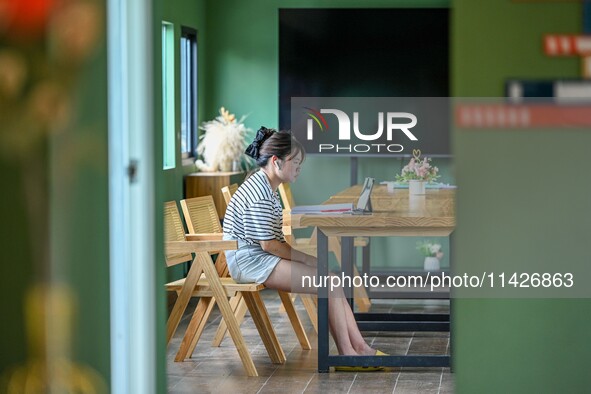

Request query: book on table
[
  {"left": 290, "top": 177, "right": 375, "bottom": 215},
  {"left": 290, "top": 203, "right": 354, "bottom": 215}
]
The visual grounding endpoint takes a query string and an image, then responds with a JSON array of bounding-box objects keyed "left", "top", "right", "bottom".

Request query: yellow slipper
[
  {"left": 334, "top": 351, "right": 389, "bottom": 371},
  {"left": 334, "top": 366, "right": 385, "bottom": 372}
]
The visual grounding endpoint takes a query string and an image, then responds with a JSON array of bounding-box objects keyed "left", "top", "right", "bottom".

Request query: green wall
[
  {"left": 205, "top": 0, "right": 449, "bottom": 125},
  {"left": 160, "top": 0, "right": 208, "bottom": 203},
  {"left": 48, "top": 36, "right": 111, "bottom": 386},
  {"left": 158, "top": 0, "right": 208, "bottom": 288},
  {"left": 156, "top": 1, "right": 207, "bottom": 391},
  {"left": 0, "top": 138, "right": 36, "bottom": 374},
  {"left": 453, "top": 0, "right": 590, "bottom": 392}
]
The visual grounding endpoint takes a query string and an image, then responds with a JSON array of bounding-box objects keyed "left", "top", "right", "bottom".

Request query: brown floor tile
[
  {"left": 169, "top": 375, "right": 229, "bottom": 394},
  {"left": 303, "top": 373, "right": 356, "bottom": 393},
  {"left": 407, "top": 337, "right": 449, "bottom": 355},
  {"left": 349, "top": 371, "right": 399, "bottom": 393},
  {"left": 259, "top": 374, "right": 316, "bottom": 394}
]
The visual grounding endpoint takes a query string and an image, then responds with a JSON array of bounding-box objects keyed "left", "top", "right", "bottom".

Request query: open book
[{"left": 290, "top": 203, "right": 354, "bottom": 215}]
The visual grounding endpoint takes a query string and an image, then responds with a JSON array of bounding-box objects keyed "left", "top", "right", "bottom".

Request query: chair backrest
[
  {"left": 180, "top": 195, "right": 229, "bottom": 277},
  {"left": 179, "top": 195, "right": 221, "bottom": 234},
  {"left": 278, "top": 183, "right": 295, "bottom": 211},
  {"left": 221, "top": 183, "right": 238, "bottom": 206},
  {"left": 164, "top": 201, "right": 192, "bottom": 267}
]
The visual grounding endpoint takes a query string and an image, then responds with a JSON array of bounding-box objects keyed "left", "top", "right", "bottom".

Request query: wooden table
[{"left": 300, "top": 185, "right": 455, "bottom": 372}]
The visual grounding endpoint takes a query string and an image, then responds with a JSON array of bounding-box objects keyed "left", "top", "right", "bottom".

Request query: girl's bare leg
[
  {"left": 264, "top": 259, "right": 375, "bottom": 356},
  {"left": 341, "top": 296, "right": 375, "bottom": 355}
]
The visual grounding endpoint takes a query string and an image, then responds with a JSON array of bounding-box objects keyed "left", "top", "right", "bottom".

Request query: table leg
[
  {"left": 362, "top": 241, "right": 371, "bottom": 296},
  {"left": 341, "top": 236, "right": 354, "bottom": 309},
  {"left": 317, "top": 229, "right": 330, "bottom": 373}
]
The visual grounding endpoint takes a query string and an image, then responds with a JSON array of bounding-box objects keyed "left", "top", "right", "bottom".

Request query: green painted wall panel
[
  {"left": 0, "top": 160, "right": 35, "bottom": 373},
  {"left": 453, "top": 0, "right": 590, "bottom": 392},
  {"left": 161, "top": 0, "right": 209, "bottom": 202},
  {"left": 453, "top": 0, "right": 580, "bottom": 96},
  {"left": 156, "top": 2, "right": 208, "bottom": 392},
  {"left": 48, "top": 15, "right": 111, "bottom": 388},
  {"left": 158, "top": 0, "right": 208, "bottom": 289},
  {"left": 454, "top": 299, "right": 591, "bottom": 393},
  {"left": 0, "top": 0, "right": 111, "bottom": 387}
]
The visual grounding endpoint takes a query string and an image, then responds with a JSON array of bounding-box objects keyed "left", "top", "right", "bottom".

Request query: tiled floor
[{"left": 167, "top": 291, "right": 453, "bottom": 394}]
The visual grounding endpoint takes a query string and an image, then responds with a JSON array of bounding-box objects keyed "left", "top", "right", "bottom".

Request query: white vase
[
  {"left": 408, "top": 195, "right": 426, "bottom": 212},
  {"left": 409, "top": 180, "right": 426, "bottom": 195},
  {"left": 424, "top": 256, "right": 440, "bottom": 271}
]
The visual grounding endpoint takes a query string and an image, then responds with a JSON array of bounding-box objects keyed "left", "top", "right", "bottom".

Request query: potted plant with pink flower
[{"left": 395, "top": 150, "right": 440, "bottom": 195}]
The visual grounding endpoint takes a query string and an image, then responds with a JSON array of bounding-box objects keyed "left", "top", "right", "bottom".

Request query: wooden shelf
[{"left": 184, "top": 171, "right": 246, "bottom": 218}]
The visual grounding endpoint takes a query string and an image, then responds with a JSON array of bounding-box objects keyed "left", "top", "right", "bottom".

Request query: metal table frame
[{"left": 316, "top": 230, "right": 452, "bottom": 372}]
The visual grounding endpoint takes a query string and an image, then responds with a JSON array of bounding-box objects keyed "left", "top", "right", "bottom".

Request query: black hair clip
[{"left": 245, "top": 126, "right": 275, "bottom": 159}]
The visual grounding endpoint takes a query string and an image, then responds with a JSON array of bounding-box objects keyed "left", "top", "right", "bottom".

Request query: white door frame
[{"left": 107, "top": 0, "right": 156, "bottom": 393}]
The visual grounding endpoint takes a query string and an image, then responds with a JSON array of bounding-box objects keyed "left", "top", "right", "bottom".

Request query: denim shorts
[{"left": 223, "top": 236, "right": 281, "bottom": 284}]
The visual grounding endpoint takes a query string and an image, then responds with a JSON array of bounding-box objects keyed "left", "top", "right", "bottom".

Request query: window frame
[
  {"left": 180, "top": 26, "right": 198, "bottom": 162},
  {"left": 162, "top": 21, "right": 175, "bottom": 170}
]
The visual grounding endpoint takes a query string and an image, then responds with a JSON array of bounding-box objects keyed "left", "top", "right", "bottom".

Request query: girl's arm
[{"left": 259, "top": 239, "right": 317, "bottom": 267}]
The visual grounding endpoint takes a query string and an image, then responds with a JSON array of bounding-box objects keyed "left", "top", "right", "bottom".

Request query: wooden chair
[
  {"left": 220, "top": 183, "right": 238, "bottom": 212},
  {"left": 177, "top": 195, "right": 311, "bottom": 357},
  {"left": 164, "top": 201, "right": 285, "bottom": 376},
  {"left": 177, "top": 192, "right": 243, "bottom": 350},
  {"left": 223, "top": 184, "right": 321, "bottom": 332},
  {"left": 279, "top": 183, "right": 372, "bottom": 313}
]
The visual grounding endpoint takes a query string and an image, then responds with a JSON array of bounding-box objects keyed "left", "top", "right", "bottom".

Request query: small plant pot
[{"left": 424, "top": 256, "right": 440, "bottom": 271}]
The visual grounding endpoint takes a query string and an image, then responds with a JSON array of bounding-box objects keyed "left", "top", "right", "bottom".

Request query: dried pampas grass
[{"left": 196, "top": 107, "right": 252, "bottom": 172}]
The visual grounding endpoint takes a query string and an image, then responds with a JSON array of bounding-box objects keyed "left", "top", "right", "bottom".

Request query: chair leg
[
  {"left": 175, "top": 296, "right": 215, "bottom": 361},
  {"left": 278, "top": 291, "right": 311, "bottom": 350},
  {"left": 329, "top": 236, "right": 372, "bottom": 312},
  {"left": 214, "top": 253, "right": 230, "bottom": 278},
  {"left": 212, "top": 294, "right": 247, "bottom": 347},
  {"left": 166, "top": 257, "right": 204, "bottom": 344},
  {"left": 242, "top": 292, "right": 286, "bottom": 364},
  {"left": 277, "top": 295, "right": 295, "bottom": 313},
  {"left": 300, "top": 294, "right": 318, "bottom": 333},
  {"left": 279, "top": 234, "right": 297, "bottom": 313},
  {"left": 198, "top": 252, "right": 259, "bottom": 377}
]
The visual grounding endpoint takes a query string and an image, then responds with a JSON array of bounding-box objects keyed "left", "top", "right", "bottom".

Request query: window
[
  {"left": 162, "top": 21, "right": 175, "bottom": 169},
  {"left": 180, "top": 27, "right": 198, "bottom": 160}
]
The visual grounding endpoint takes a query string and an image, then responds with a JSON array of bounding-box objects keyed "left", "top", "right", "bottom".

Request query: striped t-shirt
[{"left": 223, "top": 170, "right": 285, "bottom": 245}]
